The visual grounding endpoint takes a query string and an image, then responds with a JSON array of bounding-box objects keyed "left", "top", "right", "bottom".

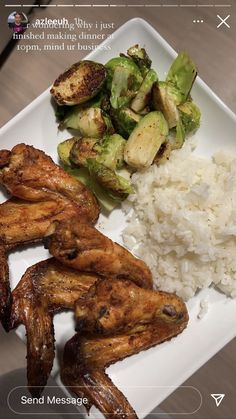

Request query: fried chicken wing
[
  {"left": 44, "top": 220, "right": 153, "bottom": 289},
  {"left": 10, "top": 259, "right": 98, "bottom": 396},
  {"left": 62, "top": 311, "right": 188, "bottom": 419},
  {"left": 0, "top": 198, "right": 83, "bottom": 249},
  {"left": 0, "top": 144, "right": 99, "bottom": 224},
  {"left": 75, "top": 278, "right": 187, "bottom": 335},
  {"left": 0, "top": 241, "right": 10, "bottom": 330}
]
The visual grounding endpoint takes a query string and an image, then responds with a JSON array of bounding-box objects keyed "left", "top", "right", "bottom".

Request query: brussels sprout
[
  {"left": 87, "top": 159, "right": 133, "bottom": 199},
  {"left": 105, "top": 57, "right": 142, "bottom": 89},
  {"left": 62, "top": 107, "right": 113, "bottom": 139},
  {"left": 166, "top": 51, "right": 197, "bottom": 102},
  {"left": 152, "top": 81, "right": 182, "bottom": 128},
  {"left": 154, "top": 141, "right": 172, "bottom": 165},
  {"left": 57, "top": 137, "right": 79, "bottom": 166},
  {"left": 96, "top": 134, "right": 126, "bottom": 170},
  {"left": 70, "top": 138, "right": 99, "bottom": 167},
  {"left": 50, "top": 60, "right": 107, "bottom": 106},
  {"left": 131, "top": 69, "right": 158, "bottom": 113},
  {"left": 178, "top": 101, "right": 201, "bottom": 134},
  {"left": 66, "top": 167, "right": 120, "bottom": 212},
  {"left": 127, "top": 44, "right": 152, "bottom": 77},
  {"left": 110, "top": 107, "right": 142, "bottom": 139},
  {"left": 124, "top": 111, "right": 169, "bottom": 169}
]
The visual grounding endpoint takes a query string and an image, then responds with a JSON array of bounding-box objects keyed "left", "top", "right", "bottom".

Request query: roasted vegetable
[
  {"left": 57, "top": 138, "right": 79, "bottom": 166},
  {"left": 61, "top": 107, "right": 113, "bottom": 139},
  {"left": 124, "top": 111, "right": 168, "bottom": 169},
  {"left": 106, "top": 57, "right": 143, "bottom": 109},
  {"left": 154, "top": 141, "right": 172, "bottom": 165},
  {"left": 152, "top": 81, "right": 182, "bottom": 128},
  {"left": 127, "top": 44, "right": 152, "bottom": 77},
  {"left": 178, "top": 101, "right": 201, "bottom": 135},
  {"left": 131, "top": 69, "right": 158, "bottom": 113},
  {"left": 96, "top": 134, "right": 126, "bottom": 170},
  {"left": 87, "top": 159, "right": 133, "bottom": 199},
  {"left": 70, "top": 138, "right": 99, "bottom": 168},
  {"left": 50, "top": 60, "right": 107, "bottom": 106},
  {"left": 166, "top": 51, "right": 197, "bottom": 102},
  {"left": 110, "top": 107, "right": 142, "bottom": 139}
]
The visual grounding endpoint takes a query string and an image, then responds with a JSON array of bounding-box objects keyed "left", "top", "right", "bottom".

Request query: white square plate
[{"left": 1, "top": 18, "right": 236, "bottom": 418}]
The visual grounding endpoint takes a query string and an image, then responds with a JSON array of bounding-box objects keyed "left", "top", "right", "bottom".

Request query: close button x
[{"left": 217, "top": 15, "right": 230, "bottom": 28}]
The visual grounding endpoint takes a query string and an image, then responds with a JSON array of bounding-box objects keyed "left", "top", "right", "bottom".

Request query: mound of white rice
[{"left": 122, "top": 141, "right": 236, "bottom": 300}]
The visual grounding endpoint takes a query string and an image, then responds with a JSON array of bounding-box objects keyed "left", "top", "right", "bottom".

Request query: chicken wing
[
  {"left": 0, "top": 144, "right": 99, "bottom": 224},
  {"left": 44, "top": 220, "right": 153, "bottom": 289},
  {"left": 0, "top": 198, "right": 82, "bottom": 249},
  {"left": 75, "top": 278, "right": 187, "bottom": 335},
  {"left": 62, "top": 311, "right": 188, "bottom": 419},
  {"left": 0, "top": 241, "right": 10, "bottom": 330},
  {"left": 10, "top": 258, "right": 97, "bottom": 396}
]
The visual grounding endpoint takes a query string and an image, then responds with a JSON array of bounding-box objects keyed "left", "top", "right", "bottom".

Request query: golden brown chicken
[
  {"left": 10, "top": 258, "right": 98, "bottom": 396},
  {"left": 62, "top": 280, "right": 188, "bottom": 419},
  {"left": 44, "top": 220, "right": 153, "bottom": 289},
  {"left": 0, "top": 144, "right": 99, "bottom": 224},
  {"left": 75, "top": 278, "right": 187, "bottom": 335},
  {"left": 0, "top": 198, "right": 83, "bottom": 250}
]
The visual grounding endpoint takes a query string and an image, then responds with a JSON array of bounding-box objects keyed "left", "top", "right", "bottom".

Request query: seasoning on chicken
[
  {"left": 9, "top": 258, "right": 98, "bottom": 397},
  {"left": 0, "top": 144, "right": 100, "bottom": 225},
  {"left": 44, "top": 220, "right": 153, "bottom": 289},
  {"left": 62, "top": 291, "right": 188, "bottom": 419},
  {"left": 0, "top": 241, "right": 10, "bottom": 330},
  {"left": 75, "top": 278, "right": 187, "bottom": 335}
]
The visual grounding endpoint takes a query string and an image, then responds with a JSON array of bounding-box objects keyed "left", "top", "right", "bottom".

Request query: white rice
[{"left": 122, "top": 140, "right": 236, "bottom": 300}]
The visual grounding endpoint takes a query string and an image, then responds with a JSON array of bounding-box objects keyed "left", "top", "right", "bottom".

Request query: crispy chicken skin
[
  {"left": 10, "top": 259, "right": 97, "bottom": 396},
  {"left": 62, "top": 310, "right": 188, "bottom": 419},
  {"left": 0, "top": 198, "right": 83, "bottom": 249},
  {"left": 75, "top": 278, "right": 187, "bottom": 335},
  {"left": 0, "top": 241, "right": 11, "bottom": 330},
  {"left": 44, "top": 220, "right": 153, "bottom": 289},
  {"left": 0, "top": 144, "right": 99, "bottom": 224}
]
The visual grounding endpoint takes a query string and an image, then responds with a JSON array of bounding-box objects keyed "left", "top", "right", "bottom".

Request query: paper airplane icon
[{"left": 211, "top": 394, "right": 225, "bottom": 407}]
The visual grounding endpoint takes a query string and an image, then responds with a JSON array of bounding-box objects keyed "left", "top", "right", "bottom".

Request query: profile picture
[{"left": 8, "top": 11, "right": 28, "bottom": 34}]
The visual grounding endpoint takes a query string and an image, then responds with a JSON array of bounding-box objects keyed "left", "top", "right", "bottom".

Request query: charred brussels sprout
[
  {"left": 61, "top": 107, "right": 113, "bottom": 139},
  {"left": 110, "top": 107, "right": 142, "bottom": 139},
  {"left": 166, "top": 51, "right": 197, "bottom": 102},
  {"left": 131, "top": 69, "right": 158, "bottom": 113},
  {"left": 105, "top": 57, "right": 143, "bottom": 109},
  {"left": 127, "top": 44, "right": 152, "bottom": 77},
  {"left": 70, "top": 138, "right": 99, "bottom": 167},
  {"left": 57, "top": 137, "right": 79, "bottom": 166},
  {"left": 96, "top": 134, "right": 126, "bottom": 170},
  {"left": 124, "top": 111, "right": 169, "bottom": 169},
  {"left": 87, "top": 159, "right": 133, "bottom": 199},
  {"left": 152, "top": 81, "right": 182, "bottom": 128},
  {"left": 50, "top": 60, "right": 107, "bottom": 106}
]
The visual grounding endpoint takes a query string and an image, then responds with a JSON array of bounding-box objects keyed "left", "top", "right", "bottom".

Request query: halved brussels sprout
[
  {"left": 127, "top": 44, "right": 152, "bottom": 77},
  {"left": 178, "top": 101, "right": 201, "bottom": 134},
  {"left": 166, "top": 51, "right": 197, "bottom": 102},
  {"left": 152, "top": 81, "right": 182, "bottom": 128},
  {"left": 57, "top": 137, "right": 79, "bottom": 166},
  {"left": 131, "top": 69, "right": 158, "bottom": 113},
  {"left": 124, "top": 111, "right": 169, "bottom": 169},
  {"left": 110, "top": 107, "right": 142, "bottom": 139},
  {"left": 50, "top": 60, "right": 106, "bottom": 106}
]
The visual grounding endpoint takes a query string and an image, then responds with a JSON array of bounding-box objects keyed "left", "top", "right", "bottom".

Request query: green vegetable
[
  {"left": 105, "top": 57, "right": 143, "bottom": 109},
  {"left": 57, "top": 137, "right": 79, "bottom": 166},
  {"left": 96, "top": 134, "right": 126, "bottom": 170},
  {"left": 131, "top": 69, "right": 158, "bottom": 113},
  {"left": 178, "top": 101, "right": 201, "bottom": 134},
  {"left": 124, "top": 111, "right": 169, "bottom": 169},
  {"left": 50, "top": 60, "right": 107, "bottom": 106},
  {"left": 65, "top": 167, "right": 120, "bottom": 212},
  {"left": 127, "top": 44, "right": 152, "bottom": 77},
  {"left": 110, "top": 107, "right": 142, "bottom": 139},
  {"left": 152, "top": 81, "right": 182, "bottom": 128},
  {"left": 62, "top": 107, "right": 113, "bottom": 139},
  {"left": 87, "top": 159, "right": 133, "bottom": 199},
  {"left": 166, "top": 51, "right": 197, "bottom": 102},
  {"left": 70, "top": 138, "right": 99, "bottom": 167}
]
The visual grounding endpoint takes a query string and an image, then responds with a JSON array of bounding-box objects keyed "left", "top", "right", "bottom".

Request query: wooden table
[{"left": 0, "top": 1, "right": 235, "bottom": 418}]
